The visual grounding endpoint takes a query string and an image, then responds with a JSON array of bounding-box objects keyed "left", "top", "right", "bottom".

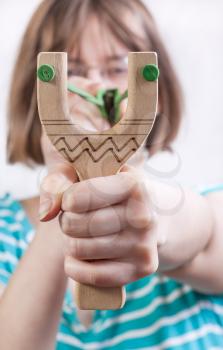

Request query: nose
[
  {"left": 87, "top": 68, "right": 114, "bottom": 89},
  {"left": 87, "top": 68, "right": 103, "bottom": 83}
]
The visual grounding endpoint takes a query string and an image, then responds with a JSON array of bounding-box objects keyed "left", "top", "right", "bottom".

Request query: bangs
[{"left": 58, "top": 0, "right": 150, "bottom": 58}]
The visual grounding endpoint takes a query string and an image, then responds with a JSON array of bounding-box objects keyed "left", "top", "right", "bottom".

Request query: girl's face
[{"left": 41, "top": 13, "right": 148, "bottom": 167}]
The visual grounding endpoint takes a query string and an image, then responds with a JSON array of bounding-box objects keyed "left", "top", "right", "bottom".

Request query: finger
[
  {"left": 119, "top": 164, "right": 156, "bottom": 229},
  {"left": 63, "top": 229, "right": 145, "bottom": 260},
  {"left": 59, "top": 204, "right": 127, "bottom": 238},
  {"left": 61, "top": 172, "right": 137, "bottom": 213},
  {"left": 64, "top": 256, "right": 137, "bottom": 287},
  {"left": 39, "top": 164, "right": 78, "bottom": 221}
]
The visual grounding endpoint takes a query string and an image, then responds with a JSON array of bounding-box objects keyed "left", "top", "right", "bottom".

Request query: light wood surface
[{"left": 37, "top": 51, "right": 158, "bottom": 310}]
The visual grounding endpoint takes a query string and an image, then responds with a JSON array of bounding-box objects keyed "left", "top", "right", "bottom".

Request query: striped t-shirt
[{"left": 0, "top": 191, "right": 223, "bottom": 350}]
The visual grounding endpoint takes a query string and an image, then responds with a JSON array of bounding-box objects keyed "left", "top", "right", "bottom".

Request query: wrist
[
  {"left": 36, "top": 217, "right": 65, "bottom": 268},
  {"left": 158, "top": 193, "right": 214, "bottom": 273}
]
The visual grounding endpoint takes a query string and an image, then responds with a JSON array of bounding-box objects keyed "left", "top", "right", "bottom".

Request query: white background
[{"left": 0, "top": 0, "right": 223, "bottom": 199}]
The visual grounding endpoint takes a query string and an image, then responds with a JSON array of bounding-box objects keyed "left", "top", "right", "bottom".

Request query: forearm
[
  {"left": 0, "top": 219, "right": 67, "bottom": 350},
  {"left": 163, "top": 192, "right": 223, "bottom": 294},
  {"left": 145, "top": 178, "right": 217, "bottom": 290}
]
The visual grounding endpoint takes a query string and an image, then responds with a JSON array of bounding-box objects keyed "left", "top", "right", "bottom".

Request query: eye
[
  {"left": 68, "top": 66, "right": 86, "bottom": 77},
  {"left": 107, "top": 67, "right": 128, "bottom": 76}
]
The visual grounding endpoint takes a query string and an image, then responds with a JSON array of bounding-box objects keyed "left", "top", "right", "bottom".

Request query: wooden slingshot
[{"left": 37, "top": 52, "right": 158, "bottom": 310}]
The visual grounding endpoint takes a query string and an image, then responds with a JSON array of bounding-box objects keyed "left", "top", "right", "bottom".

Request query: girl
[{"left": 1, "top": 0, "right": 223, "bottom": 349}]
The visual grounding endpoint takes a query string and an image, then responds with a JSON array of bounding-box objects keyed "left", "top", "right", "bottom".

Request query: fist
[{"left": 60, "top": 167, "right": 159, "bottom": 287}]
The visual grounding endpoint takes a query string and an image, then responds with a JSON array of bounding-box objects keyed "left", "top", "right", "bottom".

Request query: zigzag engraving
[
  {"left": 60, "top": 147, "right": 137, "bottom": 163},
  {"left": 53, "top": 136, "right": 140, "bottom": 163},
  {"left": 54, "top": 136, "right": 139, "bottom": 152}
]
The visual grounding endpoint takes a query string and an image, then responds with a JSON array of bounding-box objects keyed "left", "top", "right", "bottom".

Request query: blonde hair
[{"left": 7, "top": 0, "right": 183, "bottom": 165}]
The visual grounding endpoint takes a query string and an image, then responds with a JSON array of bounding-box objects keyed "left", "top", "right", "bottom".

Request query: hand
[{"left": 60, "top": 166, "right": 159, "bottom": 287}]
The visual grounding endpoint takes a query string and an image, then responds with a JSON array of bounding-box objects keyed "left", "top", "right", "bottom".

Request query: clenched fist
[{"left": 60, "top": 167, "right": 158, "bottom": 287}]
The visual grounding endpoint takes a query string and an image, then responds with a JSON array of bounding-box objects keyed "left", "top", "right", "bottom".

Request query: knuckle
[
  {"left": 123, "top": 235, "right": 137, "bottom": 255},
  {"left": 60, "top": 212, "right": 86, "bottom": 237},
  {"left": 70, "top": 239, "right": 83, "bottom": 259},
  {"left": 108, "top": 232, "right": 120, "bottom": 246},
  {"left": 89, "top": 211, "right": 102, "bottom": 228},
  {"left": 88, "top": 267, "right": 116, "bottom": 287},
  {"left": 62, "top": 188, "right": 76, "bottom": 211},
  {"left": 89, "top": 271, "right": 103, "bottom": 286},
  {"left": 135, "top": 212, "right": 151, "bottom": 229},
  {"left": 119, "top": 172, "right": 138, "bottom": 193},
  {"left": 140, "top": 245, "right": 152, "bottom": 265},
  {"left": 137, "top": 263, "right": 152, "bottom": 278},
  {"left": 135, "top": 245, "right": 158, "bottom": 277},
  {"left": 59, "top": 213, "right": 73, "bottom": 235},
  {"left": 118, "top": 271, "right": 131, "bottom": 286},
  {"left": 130, "top": 177, "right": 143, "bottom": 196}
]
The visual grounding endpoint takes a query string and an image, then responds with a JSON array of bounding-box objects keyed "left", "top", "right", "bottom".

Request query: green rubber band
[
  {"left": 37, "top": 64, "right": 55, "bottom": 82},
  {"left": 142, "top": 64, "right": 159, "bottom": 81},
  {"left": 68, "top": 84, "right": 128, "bottom": 123},
  {"left": 67, "top": 83, "right": 103, "bottom": 107}
]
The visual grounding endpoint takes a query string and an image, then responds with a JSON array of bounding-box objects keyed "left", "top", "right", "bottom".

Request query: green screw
[
  {"left": 37, "top": 64, "right": 55, "bottom": 82},
  {"left": 142, "top": 64, "right": 159, "bottom": 81}
]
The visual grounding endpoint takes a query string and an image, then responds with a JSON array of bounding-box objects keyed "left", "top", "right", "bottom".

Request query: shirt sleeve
[
  {"left": 0, "top": 231, "right": 22, "bottom": 286},
  {"left": 0, "top": 211, "right": 25, "bottom": 286},
  {"left": 198, "top": 183, "right": 223, "bottom": 196}
]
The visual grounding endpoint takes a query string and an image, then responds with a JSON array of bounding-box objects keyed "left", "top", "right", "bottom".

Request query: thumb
[{"left": 39, "top": 164, "right": 78, "bottom": 222}]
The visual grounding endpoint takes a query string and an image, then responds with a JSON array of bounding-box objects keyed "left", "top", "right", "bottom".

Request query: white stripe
[
  {"left": 57, "top": 332, "right": 83, "bottom": 348},
  {"left": 0, "top": 268, "right": 10, "bottom": 279},
  {"left": 62, "top": 305, "right": 74, "bottom": 315},
  {"left": 61, "top": 317, "right": 88, "bottom": 334},
  {"left": 15, "top": 210, "right": 25, "bottom": 222},
  {"left": 26, "top": 230, "right": 35, "bottom": 243},
  {"left": 127, "top": 275, "right": 170, "bottom": 300},
  {"left": 0, "top": 233, "right": 27, "bottom": 250},
  {"left": 210, "top": 302, "right": 223, "bottom": 315},
  {"left": 0, "top": 196, "right": 13, "bottom": 207},
  {"left": 0, "top": 209, "right": 14, "bottom": 217},
  {"left": 61, "top": 304, "right": 95, "bottom": 333},
  {"left": 0, "top": 220, "right": 22, "bottom": 232},
  {"left": 94, "top": 284, "right": 191, "bottom": 333},
  {"left": 0, "top": 252, "right": 18, "bottom": 265}
]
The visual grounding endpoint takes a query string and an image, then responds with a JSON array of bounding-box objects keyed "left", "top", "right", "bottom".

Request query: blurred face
[
  {"left": 68, "top": 15, "right": 130, "bottom": 92},
  {"left": 41, "top": 13, "right": 148, "bottom": 167}
]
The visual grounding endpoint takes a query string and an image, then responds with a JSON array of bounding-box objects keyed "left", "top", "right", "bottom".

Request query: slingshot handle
[{"left": 73, "top": 161, "right": 128, "bottom": 310}]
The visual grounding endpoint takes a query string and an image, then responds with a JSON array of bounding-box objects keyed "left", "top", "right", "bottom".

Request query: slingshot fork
[{"left": 37, "top": 51, "right": 158, "bottom": 310}]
